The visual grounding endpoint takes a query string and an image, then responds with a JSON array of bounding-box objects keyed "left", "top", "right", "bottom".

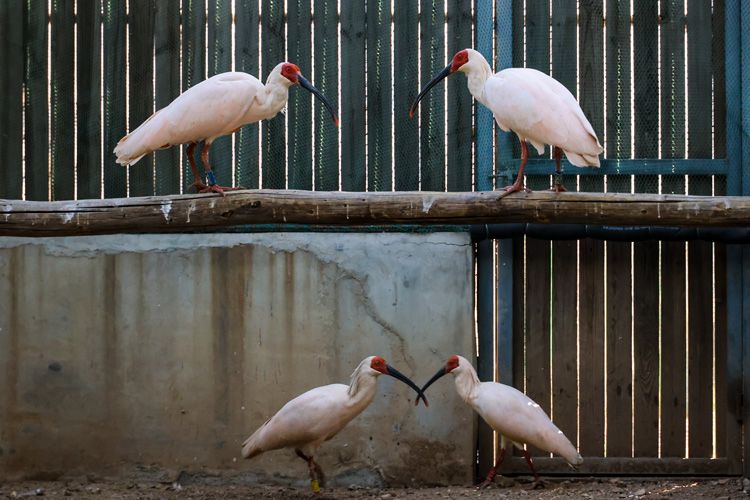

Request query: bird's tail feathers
[
  {"left": 564, "top": 150, "right": 601, "bottom": 168},
  {"left": 558, "top": 442, "right": 584, "bottom": 466},
  {"left": 241, "top": 432, "right": 262, "bottom": 459},
  {"left": 113, "top": 109, "right": 165, "bottom": 167},
  {"left": 240, "top": 417, "right": 272, "bottom": 459}
]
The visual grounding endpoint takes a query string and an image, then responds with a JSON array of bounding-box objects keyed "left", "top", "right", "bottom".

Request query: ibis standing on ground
[
  {"left": 420, "top": 355, "right": 583, "bottom": 488},
  {"left": 410, "top": 49, "right": 603, "bottom": 193},
  {"left": 241, "top": 356, "right": 427, "bottom": 493},
  {"left": 114, "top": 62, "right": 338, "bottom": 195}
]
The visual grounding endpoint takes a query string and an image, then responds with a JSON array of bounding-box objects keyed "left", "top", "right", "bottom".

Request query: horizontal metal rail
[
  {"left": 470, "top": 223, "right": 750, "bottom": 243},
  {"left": 495, "top": 158, "right": 728, "bottom": 179}
]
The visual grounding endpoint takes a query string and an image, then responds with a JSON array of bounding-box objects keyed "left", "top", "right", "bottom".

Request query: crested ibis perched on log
[
  {"left": 420, "top": 355, "right": 582, "bottom": 488},
  {"left": 114, "top": 63, "right": 338, "bottom": 195},
  {"left": 410, "top": 49, "right": 603, "bottom": 193},
  {"left": 241, "top": 356, "right": 427, "bottom": 493}
]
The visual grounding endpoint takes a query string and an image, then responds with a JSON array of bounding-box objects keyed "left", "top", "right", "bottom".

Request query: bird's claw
[
  {"left": 499, "top": 183, "right": 531, "bottom": 196},
  {"left": 528, "top": 478, "right": 546, "bottom": 490},
  {"left": 190, "top": 181, "right": 209, "bottom": 192},
  {"left": 197, "top": 184, "right": 243, "bottom": 197},
  {"left": 476, "top": 479, "right": 494, "bottom": 490},
  {"left": 550, "top": 175, "right": 568, "bottom": 192}
]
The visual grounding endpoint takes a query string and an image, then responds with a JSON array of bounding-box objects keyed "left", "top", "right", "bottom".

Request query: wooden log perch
[{"left": 0, "top": 189, "right": 748, "bottom": 237}]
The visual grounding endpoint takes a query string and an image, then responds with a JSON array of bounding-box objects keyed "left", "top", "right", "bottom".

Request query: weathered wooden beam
[{"left": 0, "top": 190, "right": 748, "bottom": 237}]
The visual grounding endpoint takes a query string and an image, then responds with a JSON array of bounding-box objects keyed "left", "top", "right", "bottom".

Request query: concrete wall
[{"left": 0, "top": 233, "right": 475, "bottom": 486}]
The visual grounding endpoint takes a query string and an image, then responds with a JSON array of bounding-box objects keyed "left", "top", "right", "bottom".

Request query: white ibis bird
[
  {"left": 114, "top": 63, "right": 338, "bottom": 195},
  {"left": 241, "top": 356, "right": 427, "bottom": 493},
  {"left": 410, "top": 49, "right": 603, "bottom": 193},
  {"left": 420, "top": 355, "right": 582, "bottom": 487}
]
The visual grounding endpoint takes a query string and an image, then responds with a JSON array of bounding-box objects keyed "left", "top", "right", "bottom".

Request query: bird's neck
[
  {"left": 257, "top": 78, "right": 290, "bottom": 119},
  {"left": 465, "top": 58, "right": 494, "bottom": 106},
  {"left": 346, "top": 370, "right": 378, "bottom": 409},
  {"left": 453, "top": 366, "right": 481, "bottom": 404}
]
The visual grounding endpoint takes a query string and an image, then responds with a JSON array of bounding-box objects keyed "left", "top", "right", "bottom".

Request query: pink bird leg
[
  {"left": 198, "top": 142, "right": 243, "bottom": 196},
  {"left": 550, "top": 146, "right": 567, "bottom": 193},
  {"left": 295, "top": 448, "right": 326, "bottom": 493},
  {"left": 477, "top": 447, "right": 506, "bottom": 489},
  {"left": 500, "top": 140, "right": 531, "bottom": 194}
]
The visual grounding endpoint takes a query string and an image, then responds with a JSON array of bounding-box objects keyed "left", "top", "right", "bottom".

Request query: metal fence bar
[
  {"left": 727, "top": 0, "right": 750, "bottom": 476},
  {"left": 0, "top": 2, "right": 24, "bottom": 199},
  {"left": 366, "top": 0, "right": 392, "bottom": 191},
  {"left": 495, "top": 0, "right": 514, "bottom": 390},
  {"left": 24, "top": 0, "right": 49, "bottom": 201},
  {"left": 340, "top": 1, "right": 366, "bottom": 191},
  {"left": 261, "top": 0, "right": 285, "bottom": 189},
  {"left": 504, "top": 158, "right": 729, "bottom": 177},
  {"left": 313, "top": 0, "right": 338, "bottom": 191},
  {"left": 723, "top": 0, "right": 744, "bottom": 476},
  {"left": 235, "top": 0, "right": 260, "bottom": 189},
  {"left": 475, "top": 0, "right": 495, "bottom": 479}
]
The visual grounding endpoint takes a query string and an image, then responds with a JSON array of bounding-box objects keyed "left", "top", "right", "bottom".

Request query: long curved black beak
[
  {"left": 419, "top": 366, "right": 448, "bottom": 400},
  {"left": 298, "top": 74, "right": 339, "bottom": 127},
  {"left": 409, "top": 64, "right": 453, "bottom": 119},
  {"left": 386, "top": 364, "right": 429, "bottom": 407}
]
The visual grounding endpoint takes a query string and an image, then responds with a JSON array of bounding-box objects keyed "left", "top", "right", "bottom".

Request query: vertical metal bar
[
  {"left": 476, "top": 1, "right": 493, "bottom": 193},
  {"left": 475, "top": 0, "right": 515, "bottom": 479},
  {"left": 475, "top": 0, "right": 495, "bottom": 480},
  {"left": 496, "top": 0, "right": 514, "bottom": 386},
  {"left": 740, "top": 0, "right": 750, "bottom": 476},
  {"left": 724, "top": 0, "right": 744, "bottom": 475},
  {"left": 475, "top": 236, "right": 494, "bottom": 479}
]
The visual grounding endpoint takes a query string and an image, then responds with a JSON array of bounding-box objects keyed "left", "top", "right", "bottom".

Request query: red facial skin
[
  {"left": 445, "top": 355, "right": 460, "bottom": 373},
  {"left": 370, "top": 356, "right": 389, "bottom": 375},
  {"left": 281, "top": 63, "right": 301, "bottom": 83},
  {"left": 450, "top": 50, "right": 469, "bottom": 73}
]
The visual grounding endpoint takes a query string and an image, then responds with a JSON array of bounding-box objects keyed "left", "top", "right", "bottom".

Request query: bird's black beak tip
[
  {"left": 386, "top": 364, "right": 428, "bottom": 408},
  {"left": 409, "top": 64, "right": 452, "bottom": 122},
  {"left": 298, "top": 74, "right": 338, "bottom": 127}
]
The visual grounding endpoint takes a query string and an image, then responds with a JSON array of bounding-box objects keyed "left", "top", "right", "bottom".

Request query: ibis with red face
[
  {"left": 241, "top": 356, "right": 427, "bottom": 493},
  {"left": 410, "top": 49, "right": 603, "bottom": 193},
  {"left": 420, "top": 355, "right": 582, "bottom": 487},
  {"left": 114, "top": 63, "right": 338, "bottom": 195}
]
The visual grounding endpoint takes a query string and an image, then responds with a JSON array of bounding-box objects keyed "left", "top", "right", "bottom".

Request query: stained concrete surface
[{"left": 0, "top": 233, "right": 474, "bottom": 486}]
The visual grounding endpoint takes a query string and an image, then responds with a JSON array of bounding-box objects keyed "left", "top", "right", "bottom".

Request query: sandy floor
[{"left": 1, "top": 476, "right": 747, "bottom": 499}]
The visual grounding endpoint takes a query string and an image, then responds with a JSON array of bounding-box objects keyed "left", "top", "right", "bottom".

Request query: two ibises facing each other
[
  {"left": 410, "top": 48, "right": 603, "bottom": 193},
  {"left": 240, "top": 356, "right": 427, "bottom": 493},
  {"left": 240, "top": 354, "right": 581, "bottom": 492},
  {"left": 115, "top": 48, "right": 602, "bottom": 196},
  {"left": 114, "top": 62, "right": 338, "bottom": 195}
]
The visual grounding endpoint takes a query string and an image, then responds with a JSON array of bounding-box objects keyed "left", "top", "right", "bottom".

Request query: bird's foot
[
  {"left": 313, "top": 462, "right": 326, "bottom": 488},
  {"left": 501, "top": 182, "right": 531, "bottom": 194},
  {"left": 197, "top": 184, "right": 243, "bottom": 197},
  {"left": 497, "top": 182, "right": 531, "bottom": 200},
  {"left": 190, "top": 181, "right": 209, "bottom": 192},
  {"left": 527, "top": 478, "right": 546, "bottom": 490},
  {"left": 550, "top": 175, "right": 568, "bottom": 192},
  {"left": 309, "top": 479, "right": 321, "bottom": 493},
  {"left": 475, "top": 467, "right": 498, "bottom": 489},
  {"left": 476, "top": 478, "right": 494, "bottom": 490}
]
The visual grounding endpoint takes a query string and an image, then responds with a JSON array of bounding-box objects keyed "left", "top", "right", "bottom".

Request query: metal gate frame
[{"left": 475, "top": 0, "right": 746, "bottom": 477}]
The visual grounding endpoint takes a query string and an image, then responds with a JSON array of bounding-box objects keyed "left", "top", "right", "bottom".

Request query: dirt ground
[{"left": 1, "top": 476, "right": 748, "bottom": 499}]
